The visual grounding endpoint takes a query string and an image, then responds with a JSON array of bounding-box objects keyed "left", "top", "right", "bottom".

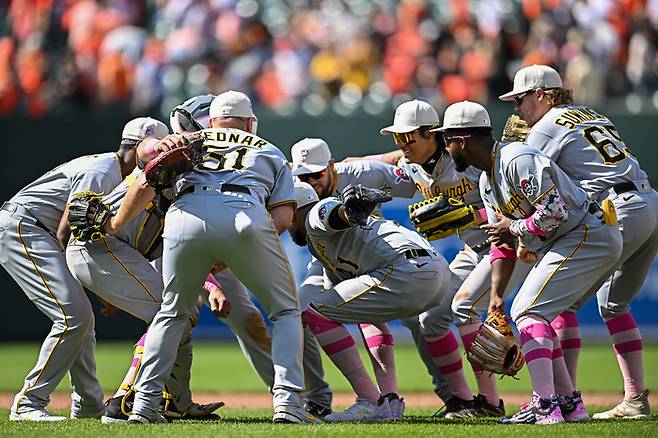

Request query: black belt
[
  {"left": 611, "top": 181, "right": 637, "bottom": 195},
  {"left": 177, "top": 183, "right": 251, "bottom": 199},
  {"left": 404, "top": 248, "right": 433, "bottom": 259},
  {"left": 588, "top": 202, "right": 602, "bottom": 215}
]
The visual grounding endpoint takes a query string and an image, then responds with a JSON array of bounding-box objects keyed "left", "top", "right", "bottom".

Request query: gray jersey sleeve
[
  {"left": 268, "top": 159, "right": 295, "bottom": 209},
  {"left": 68, "top": 170, "right": 120, "bottom": 203},
  {"left": 335, "top": 160, "right": 417, "bottom": 198},
  {"left": 307, "top": 198, "right": 343, "bottom": 236}
]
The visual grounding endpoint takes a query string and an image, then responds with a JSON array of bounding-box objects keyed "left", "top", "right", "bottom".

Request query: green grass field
[{"left": 1, "top": 341, "right": 656, "bottom": 436}]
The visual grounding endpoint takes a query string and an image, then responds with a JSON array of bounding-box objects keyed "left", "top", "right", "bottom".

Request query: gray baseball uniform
[
  {"left": 1, "top": 152, "right": 122, "bottom": 416},
  {"left": 298, "top": 159, "right": 421, "bottom": 406},
  {"left": 480, "top": 142, "right": 622, "bottom": 322},
  {"left": 306, "top": 198, "right": 451, "bottom": 322},
  {"left": 132, "top": 127, "right": 304, "bottom": 419},
  {"left": 66, "top": 168, "right": 276, "bottom": 408},
  {"left": 526, "top": 105, "right": 658, "bottom": 318}
]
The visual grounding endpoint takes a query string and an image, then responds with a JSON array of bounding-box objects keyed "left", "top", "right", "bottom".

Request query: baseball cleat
[
  {"left": 438, "top": 395, "right": 477, "bottom": 419},
  {"left": 10, "top": 408, "right": 67, "bottom": 422},
  {"left": 380, "top": 393, "right": 405, "bottom": 421},
  {"left": 127, "top": 413, "right": 169, "bottom": 424},
  {"left": 472, "top": 394, "right": 506, "bottom": 417},
  {"left": 592, "top": 389, "right": 651, "bottom": 420},
  {"left": 101, "top": 395, "right": 131, "bottom": 424},
  {"left": 304, "top": 400, "right": 332, "bottom": 418},
  {"left": 323, "top": 400, "right": 386, "bottom": 423},
  {"left": 499, "top": 395, "right": 564, "bottom": 425},
  {"left": 558, "top": 390, "right": 589, "bottom": 422},
  {"left": 272, "top": 404, "right": 322, "bottom": 424}
]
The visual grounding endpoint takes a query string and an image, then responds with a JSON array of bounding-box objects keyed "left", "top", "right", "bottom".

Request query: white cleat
[
  {"left": 386, "top": 395, "right": 405, "bottom": 421},
  {"left": 127, "top": 413, "right": 169, "bottom": 424},
  {"left": 592, "top": 390, "right": 651, "bottom": 420},
  {"left": 324, "top": 400, "right": 387, "bottom": 423},
  {"left": 10, "top": 408, "right": 67, "bottom": 422},
  {"left": 272, "top": 405, "right": 322, "bottom": 424}
]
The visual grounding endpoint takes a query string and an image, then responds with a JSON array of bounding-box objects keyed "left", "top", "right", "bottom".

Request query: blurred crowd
[{"left": 1, "top": 0, "right": 657, "bottom": 118}]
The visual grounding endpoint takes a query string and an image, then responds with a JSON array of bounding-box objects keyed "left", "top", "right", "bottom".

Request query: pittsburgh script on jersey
[
  {"left": 422, "top": 177, "right": 474, "bottom": 200},
  {"left": 202, "top": 129, "right": 268, "bottom": 149},
  {"left": 554, "top": 107, "right": 606, "bottom": 129}
]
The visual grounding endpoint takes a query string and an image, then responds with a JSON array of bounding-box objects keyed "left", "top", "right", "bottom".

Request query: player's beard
[
  {"left": 450, "top": 150, "right": 470, "bottom": 172},
  {"left": 290, "top": 227, "right": 308, "bottom": 246}
]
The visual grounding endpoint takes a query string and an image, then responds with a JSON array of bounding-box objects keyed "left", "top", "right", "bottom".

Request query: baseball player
[
  {"left": 374, "top": 100, "right": 533, "bottom": 418},
  {"left": 439, "top": 100, "right": 622, "bottom": 424},
  {"left": 500, "top": 65, "right": 658, "bottom": 419},
  {"left": 289, "top": 181, "right": 451, "bottom": 422},
  {"left": 65, "top": 166, "right": 227, "bottom": 423},
  {"left": 126, "top": 91, "right": 319, "bottom": 424},
  {"left": 290, "top": 137, "right": 421, "bottom": 417},
  {"left": 1, "top": 117, "right": 168, "bottom": 421}
]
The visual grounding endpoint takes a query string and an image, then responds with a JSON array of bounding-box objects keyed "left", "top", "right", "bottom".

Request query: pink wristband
[
  {"left": 524, "top": 216, "right": 548, "bottom": 236},
  {"left": 490, "top": 246, "right": 517, "bottom": 263},
  {"left": 478, "top": 208, "right": 488, "bottom": 222},
  {"left": 203, "top": 274, "right": 221, "bottom": 293}
]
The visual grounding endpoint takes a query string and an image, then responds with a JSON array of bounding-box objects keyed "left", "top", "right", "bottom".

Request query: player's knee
[
  {"left": 418, "top": 312, "right": 451, "bottom": 338},
  {"left": 598, "top": 302, "right": 627, "bottom": 320}
]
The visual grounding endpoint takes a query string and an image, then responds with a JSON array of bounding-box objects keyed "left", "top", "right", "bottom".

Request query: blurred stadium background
[{"left": 0, "top": 0, "right": 657, "bottom": 342}]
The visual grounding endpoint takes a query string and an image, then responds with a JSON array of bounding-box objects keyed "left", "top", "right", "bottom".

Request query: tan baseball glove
[
  {"left": 466, "top": 309, "right": 525, "bottom": 377},
  {"left": 501, "top": 114, "right": 530, "bottom": 143},
  {"left": 408, "top": 195, "right": 477, "bottom": 241}
]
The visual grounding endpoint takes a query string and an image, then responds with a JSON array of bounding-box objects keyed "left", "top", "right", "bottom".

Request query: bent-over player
[
  {"left": 2, "top": 117, "right": 168, "bottom": 421},
  {"left": 290, "top": 182, "right": 451, "bottom": 422}
]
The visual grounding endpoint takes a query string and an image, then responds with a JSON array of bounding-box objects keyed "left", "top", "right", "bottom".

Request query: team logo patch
[
  {"left": 144, "top": 126, "right": 154, "bottom": 136},
  {"left": 318, "top": 204, "right": 327, "bottom": 220},
  {"left": 519, "top": 174, "right": 538, "bottom": 198},
  {"left": 394, "top": 167, "right": 411, "bottom": 183}
]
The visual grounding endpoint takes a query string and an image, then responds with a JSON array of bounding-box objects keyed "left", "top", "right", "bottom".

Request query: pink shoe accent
[
  {"left": 536, "top": 405, "right": 565, "bottom": 425},
  {"left": 564, "top": 401, "right": 589, "bottom": 423}
]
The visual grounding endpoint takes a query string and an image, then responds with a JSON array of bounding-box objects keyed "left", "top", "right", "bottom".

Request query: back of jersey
[
  {"left": 179, "top": 128, "right": 294, "bottom": 209},
  {"left": 528, "top": 105, "right": 648, "bottom": 201}
]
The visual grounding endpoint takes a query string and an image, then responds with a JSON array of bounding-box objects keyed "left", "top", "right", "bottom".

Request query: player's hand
[
  {"left": 208, "top": 285, "right": 231, "bottom": 318},
  {"left": 481, "top": 213, "right": 515, "bottom": 246},
  {"left": 517, "top": 243, "right": 539, "bottom": 264},
  {"left": 154, "top": 134, "right": 188, "bottom": 153},
  {"left": 99, "top": 298, "right": 119, "bottom": 317},
  {"left": 488, "top": 296, "right": 505, "bottom": 315}
]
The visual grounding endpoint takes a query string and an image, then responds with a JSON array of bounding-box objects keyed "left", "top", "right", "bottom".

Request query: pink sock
[
  {"left": 550, "top": 326, "right": 575, "bottom": 396},
  {"left": 551, "top": 311, "right": 580, "bottom": 387},
  {"left": 459, "top": 323, "right": 500, "bottom": 405},
  {"left": 425, "top": 331, "right": 472, "bottom": 401},
  {"left": 359, "top": 323, "right": 397, "bottom": 395},
  {"left": 305, "top": 309, "right": 380, "bottom": 403},
  {"left": 605, "top": 313, "right": 644, "bottom": 399},
  {"left": 114, "top": 332, "right": 147, "bottom": 397},
  {"left": 517, "top": 315, "right": 555, "bottom": 398}
]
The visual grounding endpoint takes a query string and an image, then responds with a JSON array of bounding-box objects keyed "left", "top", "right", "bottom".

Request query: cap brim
[
  {"left": 379, "top": 124, "right": 420, "bottom": 135},
  {"left": 292, "top": 163, "right": 329, "bottom": 176}
]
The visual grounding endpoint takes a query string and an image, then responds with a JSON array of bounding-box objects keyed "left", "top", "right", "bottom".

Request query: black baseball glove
[
  {"left": 68, "top": 191, "right": 113, "bottom": 241},
  {"left": 339, "top": 184, "right": 393, "bottom": 226}
]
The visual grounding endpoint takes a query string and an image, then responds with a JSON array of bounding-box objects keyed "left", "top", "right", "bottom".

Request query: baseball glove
[
  {"left": 501, "top": 114, "right": 530, "bottom": 143},
  {"left": 466, "top": 309, "right": 525, "bottom": 377},
  {"left": 340, "top": 184, "right": 393, "bottom": 226},
  {"left": 409, "top": 195, "right": 477, "bottom": 241},
  {"left": 68, "top": 191, "right": 112, "bottom": 241},
  {"left": 144, "top": 136, "right": 204, "bottom": 190}
]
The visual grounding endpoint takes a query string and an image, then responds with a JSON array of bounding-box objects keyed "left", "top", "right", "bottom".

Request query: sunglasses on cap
[{"left": 298, "top": 169, "right": 326, "bottom": 182}]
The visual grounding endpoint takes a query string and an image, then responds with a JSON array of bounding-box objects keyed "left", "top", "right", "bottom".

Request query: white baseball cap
[
  {"left": 380, "top": 100, "right": 440, "bottom": 135},
  {"left": 294, "top": 181, "right": 319, "bottom": 209},
  {"left": 434, "top": 101, "right": 491, "bottom": 132},
  {"left": 499, "top": 65, "right": 563, "bottom": 101},
  {"left": 122, "top": 117, "right": 169, "bottom": 142},
  {"left": 209, "top": 90, "right": 256, "bottom": 119},
  {"left": 291, "top": 138, "right": 332, "bottom": 176}
]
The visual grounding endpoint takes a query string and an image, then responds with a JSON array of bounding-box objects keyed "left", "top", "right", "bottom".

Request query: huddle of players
[{"left": 3, "top": 64, "right": 655, "bottom": 425}]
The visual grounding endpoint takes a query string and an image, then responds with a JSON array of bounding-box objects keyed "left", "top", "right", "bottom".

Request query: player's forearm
[
  {"left": 56, "top": 207, "right": 71, "bottom": 249},
  {"left": 509, "top": 186, "right": 567, "bottom": 237},
  {"left": 369, "top": 150, "right": 403, "bottom": 165},
  {"left": 105, "top": 174, "right": 155, "bottom": 234},
  {"left": 269, "top": 203, "right": 294, "bottom": 235},
  {"left": 489, "top": 245, "right": 516, "bottom": 311}
]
